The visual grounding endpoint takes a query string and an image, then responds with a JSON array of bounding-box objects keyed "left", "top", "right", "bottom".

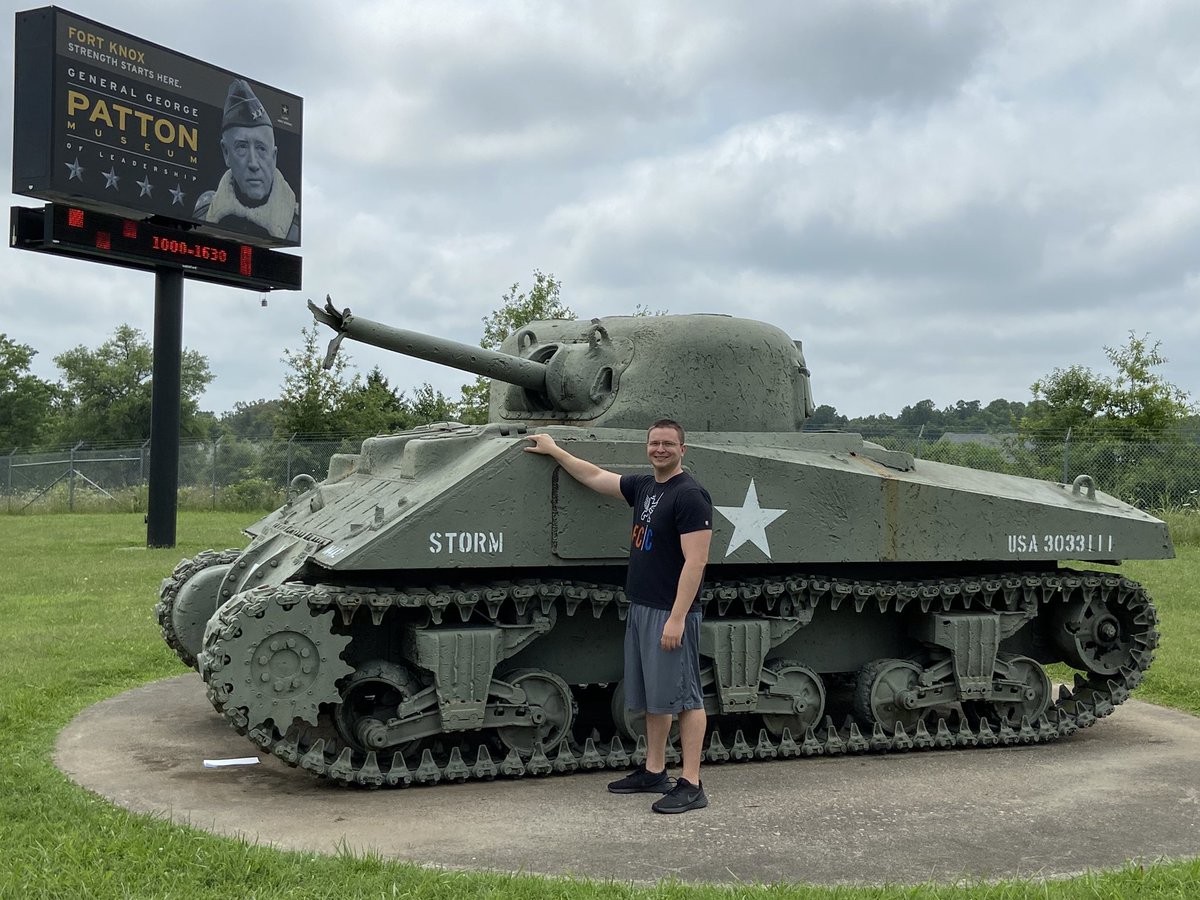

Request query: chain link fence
[{"left": 3, "top": 429, "right": 1199, "bottom": 513}]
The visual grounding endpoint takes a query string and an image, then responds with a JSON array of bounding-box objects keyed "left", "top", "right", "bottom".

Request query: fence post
[
  {"left": 914, "top": 424, "right": 925, "bottom": 459},
  {"left": 211, "top": 436, "right": 221, "bottom": 510},
  {"left": 140, "top": 438, "right": 151, "bottom": 484},
  {"left": 1061, "top": 427, "right": 1072, "bottom": 484},
  {"left": 5, "top": 447, "right": 16, "bottom": 513},
  {"left": 286, "top": 433, "right": 297, "bottom": 486},
  {"left": 69, "top": 441, "right": 84, "bottom": 511}
]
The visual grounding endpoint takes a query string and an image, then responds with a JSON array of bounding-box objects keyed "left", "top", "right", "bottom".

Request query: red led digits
[
  {"left": 68, "top": 207, "right": 85, "bottom": 228},
  {"left": 239, "top": 245, "right": 252, "bottom": 276},
  {"left": 95, "top": 231, "right": 111, "bottom": 250},
  {"left": 122, "top": 220, "right": 138, "bottom": 239}
]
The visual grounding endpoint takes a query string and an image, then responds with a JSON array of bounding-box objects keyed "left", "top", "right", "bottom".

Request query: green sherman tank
[{"left": 157, "top": 297, "right": 1172, "bottom": 787}]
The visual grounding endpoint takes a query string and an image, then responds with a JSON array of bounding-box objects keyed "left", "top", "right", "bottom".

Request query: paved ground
[{"left": 55, "top": 673, "right": 1200, "bottom": 886}]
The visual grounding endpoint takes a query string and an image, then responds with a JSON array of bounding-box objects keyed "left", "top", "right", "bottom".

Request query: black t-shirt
[{"left": 619, "top": 471, "right": 713, "bottom": 610}]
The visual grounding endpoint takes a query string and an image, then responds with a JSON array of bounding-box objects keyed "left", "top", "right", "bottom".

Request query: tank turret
[{"left": 309, "top": 296, "right": 815, "bottom": 432}]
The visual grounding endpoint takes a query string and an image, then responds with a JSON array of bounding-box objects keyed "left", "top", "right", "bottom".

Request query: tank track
[
  {"left": 199, "top": 569, "right": 1157, "bottom": 788},
  {"left": 156, "top": 548, "right": 243, "bottom": 669}
]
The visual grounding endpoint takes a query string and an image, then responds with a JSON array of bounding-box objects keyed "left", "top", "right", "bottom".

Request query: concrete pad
[{"left": 55, "top": 674, "right": 1200, "bottom": 886}]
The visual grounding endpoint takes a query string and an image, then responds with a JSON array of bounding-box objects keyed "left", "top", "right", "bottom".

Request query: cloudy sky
[{"left": 3, "top": 1, "right": 1199, "bottom": 422}]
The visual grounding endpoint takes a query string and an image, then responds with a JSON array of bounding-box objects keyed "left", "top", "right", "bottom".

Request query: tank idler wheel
[
  {"left": 761, "top": 659, "right": 825, "bottom": 738},
  {"left": 854, "top": 658, "right": 924, "bottom": 735},
  {"left": 1053, "top": 592, "right": 1138, "bottom": 676},
  {"left": 334, "top": 660, "right": 424, "bottom": 752},
  {"left": 610, "top": 680, "right": 680, "bottom": 744},
  {"left": 987, "top": 654, "right": 1052, "bottom": 727},
  {"left": 497, "top": 668, "right": 576, "bottom": 756},
  {"left": 158, "top": 548, "right": 241, "bottom": 670}
]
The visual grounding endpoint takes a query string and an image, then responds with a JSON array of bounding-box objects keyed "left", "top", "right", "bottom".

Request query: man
[
  {"left": 193, "top": 79, "right": 299, "bottom": 243},
  {"left": 525, "top": 419, "right": 712, "bottom": 814}
]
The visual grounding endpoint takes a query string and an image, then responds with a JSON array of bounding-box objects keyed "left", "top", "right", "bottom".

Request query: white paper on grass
[{"left": 203, "top": 757, "right": 260, "bottom": 768}]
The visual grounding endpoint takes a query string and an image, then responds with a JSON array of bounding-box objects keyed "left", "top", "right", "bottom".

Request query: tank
[{"left": 157, "top": 297, "right": 1172, "bottom": 787}]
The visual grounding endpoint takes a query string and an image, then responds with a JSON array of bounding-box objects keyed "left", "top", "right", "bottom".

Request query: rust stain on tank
[{"left": 881, "top": 476, "right": 900, "bottom": 560}]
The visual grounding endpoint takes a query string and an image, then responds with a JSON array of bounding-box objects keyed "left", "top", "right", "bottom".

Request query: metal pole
[
  {"left": 1062, "top": 427, "right": 1072, "bottom": 484},
  {"left": 211, "top": 436, "right": 221, "bottom": 510},
  {"left": 147, "top": 268, "right": 184, "bottom": 547},
  {"left": 69, "top": 441, "right": 82, "bottom": 511},
  {"left": 6, "top": 447, "right": 16, "bottom": 513},
  {"left": 914, "top": 424, "right": 925, "bottom": 459},
  {"left": 287, "top": 432, "right": 296, "bottom": 486}
]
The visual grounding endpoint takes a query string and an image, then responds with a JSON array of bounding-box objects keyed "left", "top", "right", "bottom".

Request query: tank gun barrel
[{"left": 308, "top": 296, "right": 548, "bottom": 392}]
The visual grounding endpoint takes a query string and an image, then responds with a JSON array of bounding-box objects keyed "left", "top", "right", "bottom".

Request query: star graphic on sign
[
  {"left": 169, "top": 184, "right": 186, "bottom": 205},
  {"left": 715, "top": 479, "right": 787, "bottom": 559},
  {"left": 102, "top": 168, "right": 120, "bottom": 189},
  {"left": 137, "top": 176, "right": 153, "bottom": 197},
  {"left": 65, "top": 157, "right": 84, "bottom": 181}
]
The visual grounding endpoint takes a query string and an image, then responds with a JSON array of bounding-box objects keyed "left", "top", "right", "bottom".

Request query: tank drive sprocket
[{"left": 200, "top": 584, "right": 354, "bottom": 733}]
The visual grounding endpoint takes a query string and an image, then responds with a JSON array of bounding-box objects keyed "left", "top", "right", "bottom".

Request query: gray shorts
[{"left": 623, "top": 604, "right": 704, "bottom": 715}]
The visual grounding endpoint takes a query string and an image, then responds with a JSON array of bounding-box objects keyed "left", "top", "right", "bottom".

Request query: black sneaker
[
  {"left": 607, "top": 764, "right": 671, "bottom": 794},
  {"left": 651, "top": 777, "right": 708, "bottom": 813}
]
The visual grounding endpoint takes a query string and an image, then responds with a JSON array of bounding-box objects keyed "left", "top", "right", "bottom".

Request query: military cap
[{"left": 221, "top": 79, "right": 269, "bottom": 130}]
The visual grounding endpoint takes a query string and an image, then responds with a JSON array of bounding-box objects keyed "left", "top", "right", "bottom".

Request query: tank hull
[{"left": 167, "top": 422, "right": 1168, "bottom": 786}]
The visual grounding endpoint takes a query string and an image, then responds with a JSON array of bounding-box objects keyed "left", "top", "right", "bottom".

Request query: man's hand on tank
[
  {"left": 524, "top": 433, "right": 559, "bottom": 455},
  {"left": 660, "top": 616, "right": 685, "bottom": 651}
]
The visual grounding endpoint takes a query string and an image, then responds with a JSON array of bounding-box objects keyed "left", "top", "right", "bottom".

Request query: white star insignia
[
  {"left": 715, "top": 479, "right": 787, "bottom": 559},
  {"left": 137, "top": 176, "right": 153, "bottom": 197},
  {"left": 102, "top": 168, "right": 120, "bottom": 189},
  {"left": 169, "top": 184, "right": 186, "bottom": 205},
  {"left": 65, "top": 158, "right": 84, "bottom": 181}
]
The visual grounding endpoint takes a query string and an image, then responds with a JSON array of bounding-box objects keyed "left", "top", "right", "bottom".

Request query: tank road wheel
[
  {"left": 761, "top": 659, "right": 825, "bottom": 738},
  {"left": 497, "top": 669, "right": 576, "bottom": 756},
  {"left": 333, "top": 660, "right": 424, "bottom": 753},
  {"left": 1053, "top": 591, "right": 1140, "bottom": 676},
  {"left": 988, "top": 654, "right": 1052, "bottom": 727},
  {"left": 202, "top": 591, "right": 354, "bottom": 732},
  {"left": 854, "top": 658, "right": 924, "bottom": 734},
  {"left": 156, "top": 548, "right": 241, "bottom": 669}
]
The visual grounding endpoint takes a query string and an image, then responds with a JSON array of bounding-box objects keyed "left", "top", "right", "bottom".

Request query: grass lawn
[{"left": 0, "top": 511, "right": 1198, "bottom": 899}]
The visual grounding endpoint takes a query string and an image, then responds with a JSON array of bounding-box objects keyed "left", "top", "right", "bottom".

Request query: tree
[
  {"left": 52, "top": 324, "right": 212, "bottom": 443},
  {"left": 220, "top": 399, "right": 283, "bottom": 441},
  {"left": 806, "top": 404, "right": 847, "bottom": 427},
  {"left": 459, "top": 271, "right": 575, "bottom": 424},
  {"left": 276, "top": 324, "right": 354, "bottom": 436},
  {"left": 404, "top": 383, "right": 461, "bottom": 425},
  {"left": 0, "top": 334, "right": 58, "bottom": 449},
  {"left": 1021, "top": 332, "right": 1194, "bottom": 440},
  {"left": 340, "top": 367, "right": 411, "bottom": 435}
]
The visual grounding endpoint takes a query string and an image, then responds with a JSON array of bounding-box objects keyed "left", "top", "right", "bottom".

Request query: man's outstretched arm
[{"left": 524, "top": 433, "right": 624, "bottom": 499}]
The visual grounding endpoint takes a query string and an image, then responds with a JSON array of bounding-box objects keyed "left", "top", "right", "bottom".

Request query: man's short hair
[{"left": 648, "top": 418, "right": 685, "bottom": 445}]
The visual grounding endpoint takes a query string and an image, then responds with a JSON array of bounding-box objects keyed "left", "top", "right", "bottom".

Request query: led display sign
[
  {"left": 10, "top": 203, "right": 301, "bottom": 291},
  {"left": 12, "top": 7, "right": 303, "bottom": 249}
]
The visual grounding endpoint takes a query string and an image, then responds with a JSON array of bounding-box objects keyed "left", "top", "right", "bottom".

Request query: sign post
[
  {"left": 9, "top": 7, "right": 304, "bottom": 547},
  {"left": 148, "top": 269, "right": 183, "bottom": 547}
]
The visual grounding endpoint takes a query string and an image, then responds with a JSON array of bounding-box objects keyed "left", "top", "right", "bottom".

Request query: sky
[{"left": 3, "top": 0, "right": 1200, "bottom": 421}]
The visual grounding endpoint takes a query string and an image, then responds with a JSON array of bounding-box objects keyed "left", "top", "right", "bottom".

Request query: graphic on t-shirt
[
  {"left": 714, "top": 479, "right": 786, "bottom": 558},
  {"left": 640, "top": 493, "right": 662, "bottom": 523},
  {"left": 631, "top": 522, "right": 653, "bottom": 551}
]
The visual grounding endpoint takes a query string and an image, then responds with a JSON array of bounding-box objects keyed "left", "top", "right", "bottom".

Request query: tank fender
[{"left": 217, "top": 532, "right": 311, "bottom": 600}]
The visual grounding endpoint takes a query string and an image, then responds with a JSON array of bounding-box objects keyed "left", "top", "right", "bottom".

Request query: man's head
[
  {"left": 646, "top": 418, "right": 686, "bottom": 478},
  {"left": 219, "top": 80, "right": 277, "bottom": 203}
]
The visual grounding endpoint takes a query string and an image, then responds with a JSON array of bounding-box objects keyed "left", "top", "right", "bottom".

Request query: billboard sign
[{"left": 12, "top": 6, "right": 303, "bottom": 248}]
